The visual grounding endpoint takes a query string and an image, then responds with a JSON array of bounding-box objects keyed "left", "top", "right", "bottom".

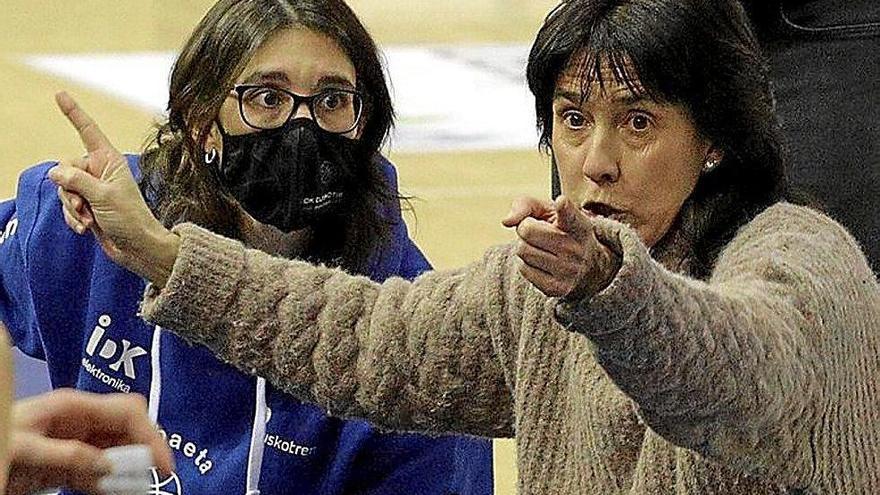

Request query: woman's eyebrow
[
  {"left": 552, "top": 89, "right": 584, "bottom": 104},
  {"left": 314, "top": 74, "right": 356, "bottom": 90},
  {"left": 553, "top": 88, "right": 654, "bottom": 109},
  {"left": 611, "top": 93, "right": 653, "bottom": 107},
  {"left": 240, "top": 70, "right": 290, "bottom": 85}
]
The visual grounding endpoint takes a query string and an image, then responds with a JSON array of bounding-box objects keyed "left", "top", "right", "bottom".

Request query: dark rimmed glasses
[{"left": 231, "top": 85, "right": 364, "bottom": 134}]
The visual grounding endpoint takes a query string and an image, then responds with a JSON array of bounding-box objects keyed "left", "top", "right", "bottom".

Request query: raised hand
[
  {"left": 502, "top": 195, "right": 620, "bottom": 299},
  {"left": 48, "top": 92, "right": 179, "bottom": 286}
]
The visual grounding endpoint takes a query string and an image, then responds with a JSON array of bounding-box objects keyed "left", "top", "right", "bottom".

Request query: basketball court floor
[{"left": 0, "top": 1, "right": 563, "bottom": 492}]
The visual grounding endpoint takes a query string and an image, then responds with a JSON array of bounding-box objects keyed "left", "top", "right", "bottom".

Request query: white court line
[{"left": 21, "top": 43, "right": 539, "bottom": 153}]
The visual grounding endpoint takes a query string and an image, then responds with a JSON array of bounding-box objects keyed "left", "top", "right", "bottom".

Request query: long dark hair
[
  {"left": 528, "top": 0, "right": 798, "bottom": 278},
  {"left": 139, "top": 0, "right": 396, "bottom": 274}
]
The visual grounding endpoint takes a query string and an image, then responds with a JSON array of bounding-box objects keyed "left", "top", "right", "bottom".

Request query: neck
[
  {"left": 237, "top": 211, "right": 313, "bottom": 259},
  {"left": 650, "top": 213, "right": 697, "bottom": 276}
]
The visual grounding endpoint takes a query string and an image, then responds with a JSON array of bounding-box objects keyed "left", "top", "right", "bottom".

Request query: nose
[
  {"left": 292, "top": 100, "right": 312, "bottom": 120},
  {"left": 581, "top": 129, "right": 621, "bottom": 185}
]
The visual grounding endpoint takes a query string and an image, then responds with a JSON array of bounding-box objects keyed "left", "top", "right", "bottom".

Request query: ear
[
  {"left": 705, "top": 146, "right": 724, "bottom": 164},
  {"left": 351, "top": 113, "right": 366, "bottom": 140},
  {"left": 197, "top": 123, "right": 223, "bottom": 156},
  {"left": 700, "top": 145, "right": 725, "bottom": 174},
  {"left": 190, "top": 123, "right": 222, "bottom": 166}
]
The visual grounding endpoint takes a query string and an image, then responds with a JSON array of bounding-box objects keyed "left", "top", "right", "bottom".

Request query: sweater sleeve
[
  {"left": 556, "top": 203, "right": 880, "bottom": 492},
  {"left": 141, "top": 222, "right": 521, "bottom": 438}
]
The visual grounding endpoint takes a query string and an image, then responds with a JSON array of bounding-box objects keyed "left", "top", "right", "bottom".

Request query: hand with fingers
[
  {"left": 4, "top": 388, "right": 174, "bottom": 495},
  {"left": 48, "top": 91, "right": 180, "bottom": 287},
  {"left": 502, "top": 195, "right": 621, "bottom": 300}
]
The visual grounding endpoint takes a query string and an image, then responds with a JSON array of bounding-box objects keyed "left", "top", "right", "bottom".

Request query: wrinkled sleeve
[
  {"left": 141, "top": 223, "right": 522, "bottom": 438},
  {"left": 556, "top": 205, "right": 880, "bottom": 491}
]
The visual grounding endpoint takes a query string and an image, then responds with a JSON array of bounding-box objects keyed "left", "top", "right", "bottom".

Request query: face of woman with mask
[
  {"left": 143, "top": 0, "right": 395, "bottom": 271},
  {"left": 203, "top": 27, "right": 364, "bottom": 235}
]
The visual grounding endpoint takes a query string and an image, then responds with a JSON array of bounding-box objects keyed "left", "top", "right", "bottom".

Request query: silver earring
[
  {"left": 204, "top": 148, "right": 218, "bottom": 164},
  {"left": 703, "top": 157, "right": 720, "bottom": 173}
]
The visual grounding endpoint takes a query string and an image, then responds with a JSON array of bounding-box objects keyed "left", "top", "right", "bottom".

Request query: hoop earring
[{"left": 204, "top": 148, "right": 218, "bottom": 165}]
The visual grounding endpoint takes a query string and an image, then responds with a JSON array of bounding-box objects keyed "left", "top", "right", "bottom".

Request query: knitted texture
[{"left": 142, "top": 203, "right": 880, "bottom": 494}]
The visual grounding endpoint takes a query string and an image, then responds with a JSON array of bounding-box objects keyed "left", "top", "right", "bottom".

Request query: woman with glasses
[{"left": 0, "top": 1, "right": 492, "bottom": 494}]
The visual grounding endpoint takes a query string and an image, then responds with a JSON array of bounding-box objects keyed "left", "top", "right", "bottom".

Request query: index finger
[
  {"left": 55, "top": 91, "right": 114, "bottom": 153},
  {"left": 515, "top": 216, "right": 569, "bottom": 255},
  {"left": 502, "top": 196, "right": 556, "bottom": 227},
  {"left": 552, "top": 195, "right": 594, "bottom": 242}
]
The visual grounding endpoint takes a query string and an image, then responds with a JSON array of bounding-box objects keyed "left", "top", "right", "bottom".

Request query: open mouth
[{"left": 582, "top": 201, "right": 624, "bottom": 220}]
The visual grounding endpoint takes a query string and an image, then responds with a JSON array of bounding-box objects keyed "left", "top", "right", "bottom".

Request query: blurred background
[{"left": 0, "top": 1, "right": 563, "bottom": 492}]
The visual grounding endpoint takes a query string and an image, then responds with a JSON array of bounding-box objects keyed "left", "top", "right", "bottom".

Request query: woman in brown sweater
[{"left": 49, "top": 0, "right": 879, "bottom": 492}]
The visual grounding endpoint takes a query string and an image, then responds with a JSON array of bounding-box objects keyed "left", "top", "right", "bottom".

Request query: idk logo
[{"left": 85, "top": 314, "right": 148, "bottom": 379}]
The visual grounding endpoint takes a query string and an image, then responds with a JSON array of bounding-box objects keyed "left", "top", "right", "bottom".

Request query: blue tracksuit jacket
[{"left": 0, "top": 155, "right": 492, "bottom": 495}]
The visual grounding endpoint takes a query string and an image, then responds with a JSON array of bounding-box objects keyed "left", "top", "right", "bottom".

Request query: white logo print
[
  {"left": 0, "top": 218, "right": 18, "bottom": 245},
  {"left": 263, "top": 407, "right": 315, "bottom": 457},
  {"left": 158, "top": 429, "right": 214, "bottom": 475},
  {"left": 150, "top": 468, "right": 182, "bottom": 495},
  {"left": 85, "top": 314, "right": 148, "bottom": 379}
]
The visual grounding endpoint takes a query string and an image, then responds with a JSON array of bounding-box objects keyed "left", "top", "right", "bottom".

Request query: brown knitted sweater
[{"left": 141, "top": 203, "right": 880, "bottom": 494}]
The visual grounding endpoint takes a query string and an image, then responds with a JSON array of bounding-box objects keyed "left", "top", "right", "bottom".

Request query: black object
[
  {"left": 745, "top": 0, "right": 880, "bottom": 272},
  {"left": 217, "top": 118, "right": 359, "bottom": 232}
]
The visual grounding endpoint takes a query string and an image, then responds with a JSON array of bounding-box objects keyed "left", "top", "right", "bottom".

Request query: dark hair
[
  {"left": 528, "top": 0, "right": 797, "bottom": 278},
  {"left": 139, "top": 0, "right": 396, "bottom": 274}
]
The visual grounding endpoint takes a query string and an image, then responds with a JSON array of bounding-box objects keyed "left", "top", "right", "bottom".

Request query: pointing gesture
[
  {"left": 56, "top": 91, "right": 117, "bottom": 155},
  {"left": 48, "top": 92, "right": 178, "bottom": 286},
  {"left": 53, "top": 92, "right": 132, "bottom": 196},
  {"left": 502, "top": 195, "right": 621, "bottom": 299}
]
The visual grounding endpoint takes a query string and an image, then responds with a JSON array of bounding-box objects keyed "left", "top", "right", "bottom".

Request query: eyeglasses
[{"left": 231, "top": 85, "right": 364, "bottom": 134}]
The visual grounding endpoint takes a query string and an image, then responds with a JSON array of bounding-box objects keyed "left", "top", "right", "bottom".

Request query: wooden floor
[{"left": 0, "top": 1, "right": 563, "bottom": 492}]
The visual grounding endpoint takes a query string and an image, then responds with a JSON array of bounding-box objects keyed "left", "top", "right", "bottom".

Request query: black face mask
[{"left": 215, "top": 118, "right": 359, "bottom": 232}]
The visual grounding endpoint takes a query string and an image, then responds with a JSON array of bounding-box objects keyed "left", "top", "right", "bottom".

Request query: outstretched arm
[
  {"left": 139, "top": 223, "right": 520, "bottom": 437},
  {"left": 47, "top": 92, "right": 522, "bottom": 438},
  {"left": 556, "top": 205, "right": 880, "bottom": 492}
]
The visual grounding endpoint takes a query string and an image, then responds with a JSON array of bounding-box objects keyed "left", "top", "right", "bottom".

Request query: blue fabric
[{"left": 0, "top": 155, "right": 493, "bottom": 495}]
